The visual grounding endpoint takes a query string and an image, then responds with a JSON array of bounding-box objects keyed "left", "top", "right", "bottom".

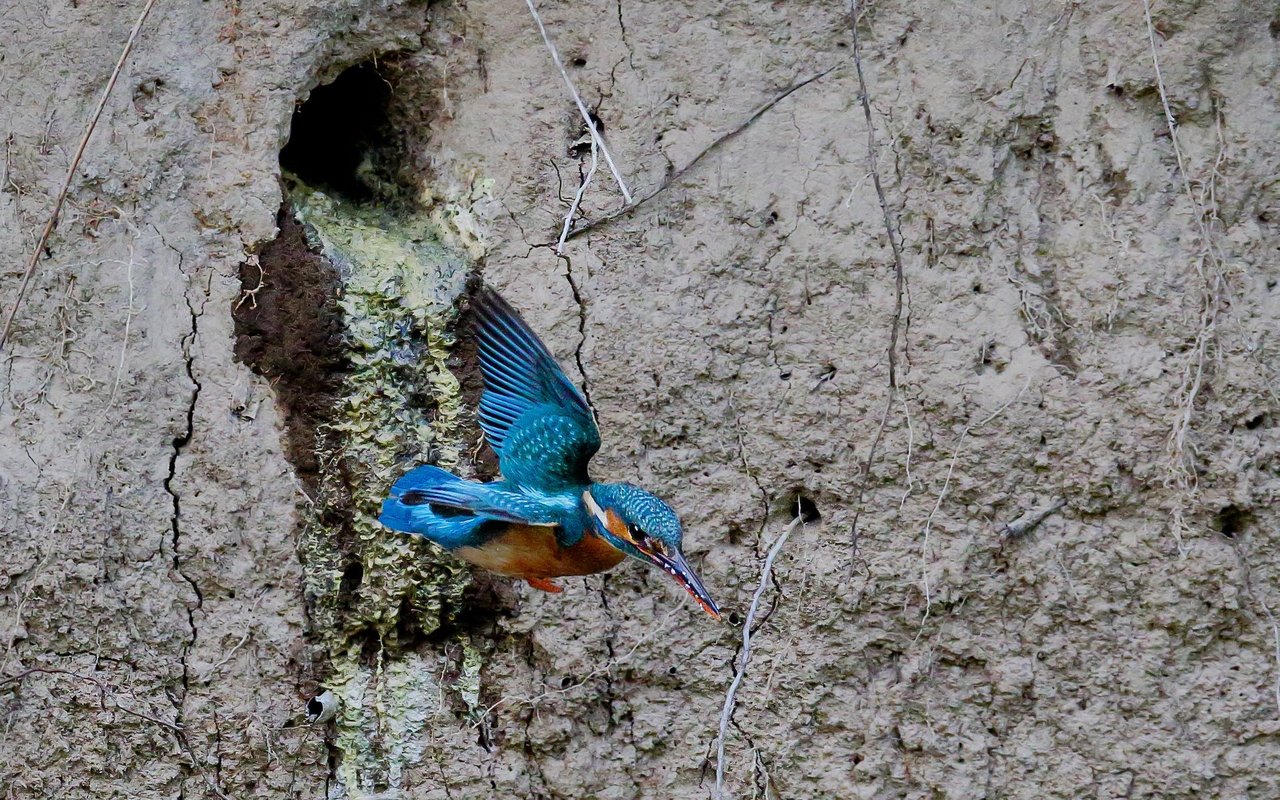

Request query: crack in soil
[
  {"left": 615, "top": 0, "right": 635, "bottom": 69},
  {"left": 549, "top": 248, "right": 596, "bottom": 419},
  {"left": 160, "top": 244, "right": 205, "bottom": 715}
]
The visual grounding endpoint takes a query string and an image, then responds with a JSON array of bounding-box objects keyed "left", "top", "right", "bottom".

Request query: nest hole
[
  {"left": 1213, "top": 505, "right": 1253, "bottom": 539},
  {"left": 789, "top": 494, "right": 822, "bottom": 523},
  {"left": 280, "top": 62, "right": 393, "bottom": 201}
]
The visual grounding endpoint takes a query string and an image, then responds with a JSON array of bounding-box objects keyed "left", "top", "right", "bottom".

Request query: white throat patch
[{"left": 582, "top": 490, "right": 610, "bottom": 529}]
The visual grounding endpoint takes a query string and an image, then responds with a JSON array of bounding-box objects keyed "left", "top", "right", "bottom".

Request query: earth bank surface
[{"left": 1, "top": 1, "right": 1278, "bottom": 798}]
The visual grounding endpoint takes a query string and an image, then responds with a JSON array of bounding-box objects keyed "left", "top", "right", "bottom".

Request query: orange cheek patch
[{"left": 605, "top": 509, "right": 632, "bottom": 542}]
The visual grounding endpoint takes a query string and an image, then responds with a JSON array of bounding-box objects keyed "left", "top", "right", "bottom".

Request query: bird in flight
[{"left": 379, "top": 287, "right": 721, "bottom": 619}]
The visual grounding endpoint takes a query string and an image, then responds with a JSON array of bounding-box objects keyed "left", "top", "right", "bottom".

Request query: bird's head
[{"left": 583, "top": 483, "right": 721, "bottom": 620}]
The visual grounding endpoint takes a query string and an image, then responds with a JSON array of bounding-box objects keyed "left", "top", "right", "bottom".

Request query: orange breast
[{"left": 453, "top": 524, "right": 625, "bottom": 580}]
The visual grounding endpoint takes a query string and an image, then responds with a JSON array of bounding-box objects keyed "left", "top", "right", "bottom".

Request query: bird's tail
[{"left": 378, "top": 465, "right": 490, "bottom": 548}]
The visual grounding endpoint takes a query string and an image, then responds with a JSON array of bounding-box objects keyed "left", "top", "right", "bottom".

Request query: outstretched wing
[
  {"left": 472, "top": 287, "right": 600, "bottom": 491},
  {"left": 380, "top": 465, "right": 591, "bottom": 547}
]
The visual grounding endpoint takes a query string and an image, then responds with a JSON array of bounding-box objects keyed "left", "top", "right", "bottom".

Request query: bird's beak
[{"left": 650, "top": 550, "right": 722, "bottom": 621}]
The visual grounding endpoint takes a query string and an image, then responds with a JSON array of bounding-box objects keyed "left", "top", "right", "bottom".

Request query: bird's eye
[{"left": 627, "top": 524, "right": 648, "bottom": 545}]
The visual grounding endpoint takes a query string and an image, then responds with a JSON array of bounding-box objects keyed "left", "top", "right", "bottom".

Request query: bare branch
[{"left": 999, "top": 497, "right": 1066, "bottom": 539}]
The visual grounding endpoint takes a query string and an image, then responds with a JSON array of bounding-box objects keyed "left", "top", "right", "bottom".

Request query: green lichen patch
[
  {"left": 287, "top": 180, "right": 474, "bottom": 646},
  {"left": 328, "top": 638, "right": 443, "bottom": 795},
  {"left": 274, "top": 172, "right": 508, "bottom": 799}
]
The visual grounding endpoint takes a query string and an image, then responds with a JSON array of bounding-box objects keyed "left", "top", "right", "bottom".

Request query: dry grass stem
[
  {"left": 105, "top": 238, "right": 140, "bottom": 412},
  {"left": 846, "top": 1, "right": 909, "bottom": 561},
  {"left": 0, "top": 0, "right": 160, "bottom": 353},
  {"left": 1141, "top": 0, "right": 1230, "bottom": 557},
  {"left": 714, "top": 514, "right": 804, "bottom": 800},
  {"left": 849, "top": 2, "right": 907, "bottom": 390},
  {"left": 524, "top": 0, "right": 632, "bottom": 203},
  {"left": 556, "top": 138, "right": 598, "bottom": 254}
]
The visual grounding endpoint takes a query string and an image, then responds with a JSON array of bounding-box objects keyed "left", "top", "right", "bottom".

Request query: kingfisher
[{"left": 378, "top": 287, "right": 721, "bottom": 619}]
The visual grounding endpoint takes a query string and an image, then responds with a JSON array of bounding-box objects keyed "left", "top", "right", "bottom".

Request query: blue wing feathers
[
  {"left": 386, "top": 464, "right": 457, "bottom": 495},
  {"left": 379, "top": 287, "right": 602, "bottom": 553},
  {"left": 378, "top": 496, "right": 492, "bottom": 549},
  {"left": 379, "top": 460, "right": 573, "bottom": 545},
  {"left": 472, "top": 289, "right": 594, "bottom": 441},
  {"left": 471, "top": 288, "right": 600, "bottom": 488}
]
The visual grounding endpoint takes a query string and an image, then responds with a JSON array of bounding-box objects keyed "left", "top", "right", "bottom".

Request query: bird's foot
[{"left": 526, "top": 577, "right": 564, "bottom": 593}]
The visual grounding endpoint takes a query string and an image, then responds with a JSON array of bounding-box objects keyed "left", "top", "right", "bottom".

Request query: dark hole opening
[
  {"left": 394, "top": 595, "right": 426, "bottom": 649},
  {"left": 280, "top": 62, "right": 393, "bottom": 200},
  {"left": 1214, "top": 504, "right": 1252, "bottom": 539},
  {"left": 339, "top": 560, "right": 364, "bottom": 595},
  {"left": 791, "top": 495, "right": 821, "bottom": 523}
]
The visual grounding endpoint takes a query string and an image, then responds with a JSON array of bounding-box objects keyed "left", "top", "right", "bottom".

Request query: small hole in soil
[
  {"left": 394, "top": 596, "right": 426, "bottom": 648},
  {"left": 357, "top": 627, "right": 382, "bottom": 666},
  {"left": 791, "top": 495, "right": 821, "bottom": 523},
  {"left": 727, "top": 611, "right": 743, "bottom": 626},
  {"left": 1214, "top": 505, "right": 1252, "bottom": 538},
  {"left": 280, "top": 62, "right": 393, "bottom": 200},
  {"left": 571, "top": 56, "right": 587, "bottom": 67},
  {"left": 1244, "top": 413, "right": 1269, "bottom": 430},
  {"left": 339, "top": 560, "right": 364, "bottom": 595}
]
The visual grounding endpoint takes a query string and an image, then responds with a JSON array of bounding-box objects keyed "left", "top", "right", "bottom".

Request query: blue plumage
[
  {"left": 377, "top": 286, "right": 721, "bottom": 618},
  {"left": 379, "top": 466, "right": 494, "bottom": 549}
]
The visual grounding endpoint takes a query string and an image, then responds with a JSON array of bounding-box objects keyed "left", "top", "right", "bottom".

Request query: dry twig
[
  {"left": 714, "top": 515, "right": 804, "bottom": 799},
  {"left": 565, "top": 65, "right": 839, "bottom": 240},
  {"left": 0, "top": 0, "right": 160, "bottom": 353},
  {"left": 999, "top": 497, "right": 1066, "bottom": 539},
  {"left": 556, "top": 137, "right": 598, "bottom": 254},
  {"left": 524, "top": 0, "right": 632, "bottom": 203}
]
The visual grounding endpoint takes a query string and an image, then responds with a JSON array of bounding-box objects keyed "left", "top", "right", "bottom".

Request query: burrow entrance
[{"left": 233, "top": 56, "right": 508, "bottom": 658}]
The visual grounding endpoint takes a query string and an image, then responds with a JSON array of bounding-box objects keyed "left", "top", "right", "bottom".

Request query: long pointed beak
[{"left": 652, "top": 550, "right": 722, "bottom": 621}]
